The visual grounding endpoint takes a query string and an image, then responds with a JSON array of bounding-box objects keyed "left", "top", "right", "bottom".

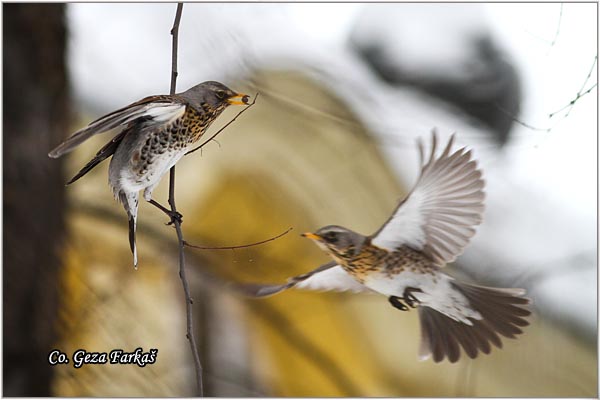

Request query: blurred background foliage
[{"left": 3, "top": 2, "right": 597, "bottom": 397}]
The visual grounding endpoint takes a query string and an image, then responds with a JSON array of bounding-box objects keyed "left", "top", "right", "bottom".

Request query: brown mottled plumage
[
  {"left": 48, "top": 81, "right": 249, "bottom": 267},
  {"left": 238, "top": 132, "right": 531, "bottom": 363}
]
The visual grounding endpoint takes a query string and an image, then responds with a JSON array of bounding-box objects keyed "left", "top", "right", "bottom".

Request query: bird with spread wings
[{"left": 237, "top": 132, "right": 530, "bottom": 363}]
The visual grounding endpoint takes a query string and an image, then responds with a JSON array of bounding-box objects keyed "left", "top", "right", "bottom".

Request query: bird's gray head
[
  {"left": 302, "top": 225, "right": 366, "bottom": 259},
  {"left": 180, "top": 81, "right": 249, "bottom": 110}
]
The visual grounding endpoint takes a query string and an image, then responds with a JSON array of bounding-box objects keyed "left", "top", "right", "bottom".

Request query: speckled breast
[
  {"left": 342, "top": 244, "right": 436, "bottom": 283},
  {"left": 133, "top": 103, "right": 224, "bottom": 179}
]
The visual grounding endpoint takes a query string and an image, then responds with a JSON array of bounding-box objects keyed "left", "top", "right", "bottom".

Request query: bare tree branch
[
  {"left": 549, "top": 82, "right": 597, "bottom": 118},
  {"left": 493, "top": 54, "right": 597, "bottom": 133},
  {"left": 577, "top": 55, "right": 597, "bottom": 96},
  {"left": 550, "top": 55, "right": 598, "bottom": 118},
  {"left": 550, "top": 4, "right": 563, "bottom": 47},
  {"left": 186, "top": 93, "right": 259, "bottom": 156},
  {"left": 493, "top": 102, "right": 551, "bottom": 132},
  {"left": 169, "top": 4, "right": 183, "bottom": 94},
  {"left": 184, "top": 227, "right": 292, "bottom": 250},
  {"left": 166, "top": 3, "right": 205, "bottom": 396}
]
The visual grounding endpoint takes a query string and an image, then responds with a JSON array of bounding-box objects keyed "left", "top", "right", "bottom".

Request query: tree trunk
[{"left": 3, "top": 3, "right": 69, "bottom": 396}]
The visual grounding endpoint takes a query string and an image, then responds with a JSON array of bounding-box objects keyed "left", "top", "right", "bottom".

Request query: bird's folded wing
[
  {"left": 371, "top": 132, "right": 485, "bottom": 266},
  {"left": 234, "top": 261, "right": 370, "bottom": 297},
  {"left": 65, "top": 128, "right": 129, "bottom": 185},
  {"left": 48, "top": 95, "right": 186, "bottom": 158}
]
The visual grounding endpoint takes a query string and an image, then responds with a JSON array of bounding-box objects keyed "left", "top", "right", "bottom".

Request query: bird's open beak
[
  {"left": 227, "top": 93, "right": 250, "bottom": 105},
  {"left": 301, "top": 232, "right": 322, "bottom": 241}
]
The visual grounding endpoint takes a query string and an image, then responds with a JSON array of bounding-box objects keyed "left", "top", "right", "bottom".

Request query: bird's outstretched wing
[
  {"left": 234, "top": 261, "right": 370, "bottom": 297},
  {"left": 371, "top": 131, "right": 485, "bottom": 266},
  {"left": 48, "top": 95, "right": 186, "bottom": 158}
]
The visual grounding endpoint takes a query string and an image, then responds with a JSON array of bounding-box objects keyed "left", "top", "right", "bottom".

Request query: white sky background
[
  {"left": 290, "top": 3, "right": 598, "bottom": 223},
  {"left": 487, "top": 4, "right": 597, "bottom": 221}
]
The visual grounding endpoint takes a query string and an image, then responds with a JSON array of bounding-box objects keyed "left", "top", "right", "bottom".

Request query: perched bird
[
  {"left": 49, "top": 81, "right": 249, "bottom": 268},
  {"left": 239, "top": 132, "right": 530, "bottom": 363}
]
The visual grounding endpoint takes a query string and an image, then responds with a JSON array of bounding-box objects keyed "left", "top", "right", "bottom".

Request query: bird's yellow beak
[
  {"left": 227, "top": 93, "right": 250, "bottom": 105},
  {"left": 301, "top": 232, "right": 322, "bottom": 241}
]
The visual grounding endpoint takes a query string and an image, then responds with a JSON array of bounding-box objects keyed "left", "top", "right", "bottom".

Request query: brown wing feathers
[
  {"left": 371, "top": 132, "right": 485, "bottom": 265},
  {"left": 419, "top": 282, "right": 530, "bottom": 363},
  {"left": 65, "top": 128, "right": 129, "bottom": 185},
  {"left": 418, "top": 135, "right": 485, "bottom": 265},
  {"left": 48, "top": 95, "right": 180, "bottom": 159}
]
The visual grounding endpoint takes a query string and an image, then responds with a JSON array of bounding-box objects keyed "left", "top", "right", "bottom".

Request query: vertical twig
[
  {"left": 168, "top": 3, "right": 204, "bottom": 396},
  {"left": 170, "top": 3, "right": 183, "bottom": 95},
  {"left": 549, "top": 4, "right": 563, "bottom": 47}
]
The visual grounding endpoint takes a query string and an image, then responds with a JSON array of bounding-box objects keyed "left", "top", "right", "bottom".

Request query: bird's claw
[
  {"left": 389, "top": 288, "right": 422, "bottom": 312},
  {"left": 389, "top": 296, "right": 409, "bottom": 311},
  {"left": 166, "top": 211, "right": 183, "bottom": 226},
  {"left": 148, "top": 199, "right": 183, "bottom": 225},
  {"left": 403, "top": 287, "right": 422, "bottom": 308},
  {"left": 405, "top": 295, "right": 418, "bottom": 308}
]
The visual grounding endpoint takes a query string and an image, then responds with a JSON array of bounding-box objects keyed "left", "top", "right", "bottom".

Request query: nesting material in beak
[{"left": 227, "top": 93, "right": 250, "bottom": 105}]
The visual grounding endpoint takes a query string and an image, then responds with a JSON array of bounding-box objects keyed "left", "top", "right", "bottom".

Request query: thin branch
[
  {"left": 549, "top": 4, "right": 563, "bottom": 47},
  {"left": 169, "top": 4, "right": 183, "bottom": 95},
  {"left": 493, "top": 102, "right": 551, "bottom": 132},
  {"left": 184, "top": 227, "right": 292, "bottom": 250},
  {"left": 186, "top": 93, "right": 259, "bottom": 156},
  {"left": 549, "top": 56, "right": 597, "bottom": 118},
  {"left": 549, "top": 82, "right": 598, "bottom": 118},
  {"left": 167, "top": 3, "right": 205, "bottom": 396},
  {"left": 493, "top": 54, "right": 597, "bottom": 132},
  {"left": 577, "top": 55, "right": 597, "bottom": 96}
]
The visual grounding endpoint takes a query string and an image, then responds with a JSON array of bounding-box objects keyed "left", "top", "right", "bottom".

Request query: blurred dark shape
[
  {"left": 3, "top": 3, "right": 69, "bottom": 396},
  {"left": 350, "top": 4, "right": 521, "bottom": 146}
]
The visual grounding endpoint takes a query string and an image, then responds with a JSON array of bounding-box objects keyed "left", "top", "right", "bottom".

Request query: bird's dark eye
[
  {"left": 324, "top": 232, "right": 338, "bottom": 243},
  {"left": 215, "top": 90, "right": 226, "bottom": 100}
]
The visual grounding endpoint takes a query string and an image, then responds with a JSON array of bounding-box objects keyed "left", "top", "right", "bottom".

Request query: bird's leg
[
  {"left": 148, "top": 199, "right": 183, "bottom": 225},
  {"left": 388, "top": 296, "right": 409, "bottom": 311},
  {"left": 403, "top": 287, "right": 423, "bottom": 308}
]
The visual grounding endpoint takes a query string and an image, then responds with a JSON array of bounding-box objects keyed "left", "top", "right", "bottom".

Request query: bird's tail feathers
[
  {"left": 119, "top": 191, "right": 139, "bottom": 269},
  {"left": 418, "top": 281, "right": 530, "bottom": 363},
  {"left": 129, "top": 216, "right": 138, "bottom": 269}
]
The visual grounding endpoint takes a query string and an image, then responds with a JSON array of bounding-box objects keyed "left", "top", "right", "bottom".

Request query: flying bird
[
  {"left": 49, "top": 81, "right": 249, "bottom": 268},
  {"left": 239, "top": 132, "right": 530, "bottom": 363}
]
